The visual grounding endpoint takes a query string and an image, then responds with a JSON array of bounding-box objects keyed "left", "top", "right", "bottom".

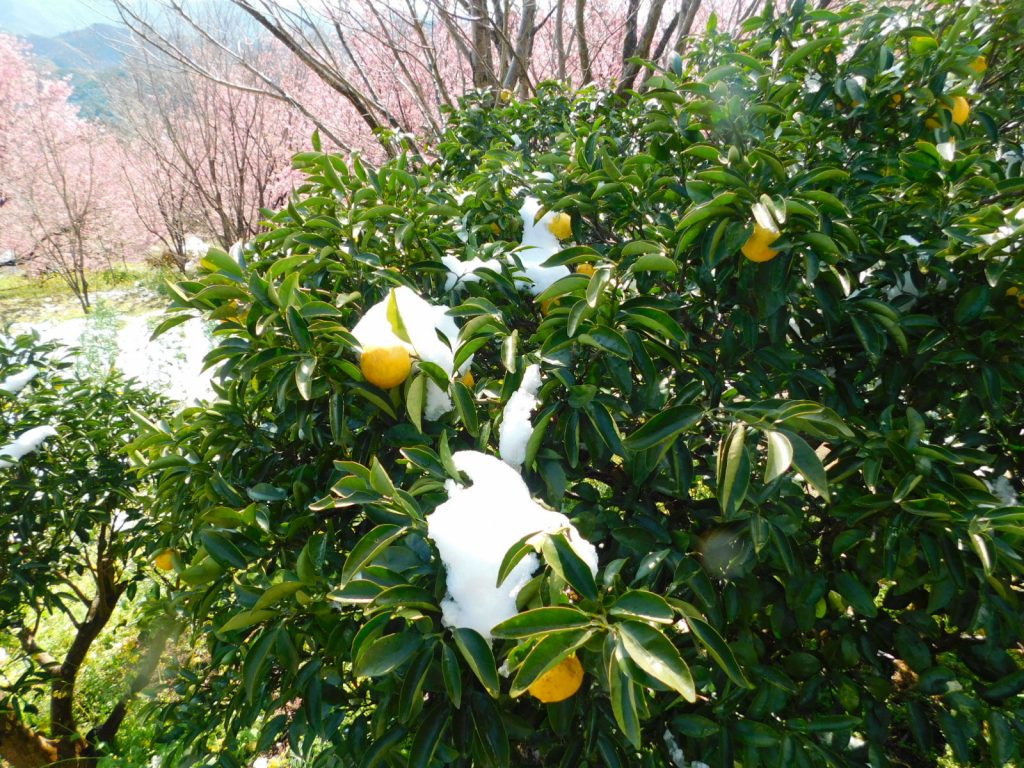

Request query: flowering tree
[{"left": 0, "top": 35, "right": 148, "bottom": 311}]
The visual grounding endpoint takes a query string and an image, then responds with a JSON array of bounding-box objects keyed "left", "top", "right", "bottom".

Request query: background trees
[
  {"left": 127, "top": 0, "right": 1024, "bottom": 766},
  {"left": 0, "top": 333, "right": 173, "bottom": 768}
]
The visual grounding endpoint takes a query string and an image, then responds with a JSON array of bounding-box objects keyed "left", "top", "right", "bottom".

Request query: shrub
[
  {"left": 0, "top": 332, "right": 173, "bottom": 768},
  {"left": 134, "top": 1, "right": 1023, "bottom": 766}
]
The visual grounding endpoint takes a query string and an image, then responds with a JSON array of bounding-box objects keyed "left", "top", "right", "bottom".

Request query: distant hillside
[
  {"left": 21, "top": 22, "right": 131, "bottom": 123},
  {"left": 0, "top": 0, "right": 119, "bottom": 37},
  {"left": 26, "top": 23, "right": 128, "bottom": 70}
]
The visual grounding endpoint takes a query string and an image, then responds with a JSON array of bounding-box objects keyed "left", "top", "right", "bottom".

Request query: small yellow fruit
[
  {"left": 969, "top": 55, "right": 987, "bottom": 75},
  {"left": 1006, "top": 286, "right": 1019, "bottom": 297},
  {"left": 499, "top": 89, "right": 513, "bottom": 103},
  {"left": 490, "top": 222, "right": 501, "bottom": 235},
  {"left": 951, "top": 95, "right": 970, "bottom": 125},
  {"left": 547, "top": 212, "right": 572, "bottom": 240},
  {"left": 890, "top": 92, "right": 903, "bottom": 106},
  {"left": 924, "top": 116, "right": 941, "bottom": 129},
  {"left": 460, "top": 370, "right": 474, "bottom": 388},
  {"left": 360, "top": 346, "right": 412, "bottom": 389},
  {"left": 1019, "top": 295, "right": 1024, "bottom": 310},
  {"left": 741, "top": 222, "right": 782, "bottom": 263},
  {"left": 528, "top": 655, "right": 584, "bottom": 703},
  {"left": 575, "top": 263, "right": 596, "bottom": 277},
  {"left": 154, "top": 549, "right": 175, "bottom": 571}
]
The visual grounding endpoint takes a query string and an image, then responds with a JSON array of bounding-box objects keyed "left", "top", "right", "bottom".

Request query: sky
[{"left": 0, "top": 0, "right": 121, "bottom": 37}]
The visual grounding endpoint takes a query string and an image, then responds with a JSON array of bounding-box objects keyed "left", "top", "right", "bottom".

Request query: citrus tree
[
  {"left": 133, "top": 0, "right": 1023, "bottom": 766},
  {"left": 0, "top": 333, "right": 174, "bottom": 768}
]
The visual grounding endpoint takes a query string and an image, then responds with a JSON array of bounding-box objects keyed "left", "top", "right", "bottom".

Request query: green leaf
[
  {"left": 409, "top": 704, "right": 450, "bottom": 768},
  {"left": 509, "top": 629, "right": 593, "bottom": 696},
  {"left": 294, "top": 356, "right": 316, "bottom": 400},
  {"left": 764, "top": 430, "right": 793, "bottom": 483},
  {"left": 609, "top": 590, "right": 675, "bottom": 624},
  {"left": 452, "top": 628, "right": 500, "bottom": 698},
  {"left": 781, "top": 430, "right": 830, "bottom": 502},
  {"left": 247, "top": 483, "right": 288, "bottom": 502},
  {"left": 341, "top": 524, "right": 407, "bottom": 585},
  {"left": 683, "top": 615, "right": 753, "bottom": 688},
  {"left": 492, "top": 606, "right": 592, "bottom": 639},
  {"left": 615, "top": 620, "right": 696, "bottom": 701},
  {"left": 541, "top": 532, "right": 598, "bottom": 600},
  {"left": 834, "top": 572, "right": 877, "bottom": 617},
  {"left": 717, "top": 424, "right": 749, "bottom": 516},
  {"left": 354, "top": 631, "right": 424, "bottom": 677},
  {"left": 406, "top": 373, "right": 425, "bottom": 433},
  {"left": 198, "top": 530, "right": 247, "bottom": 570},
  {"left": 607, "top": 650, "right": 641, "bottom": 748},
  {"left": 625, "top": 405, "right": 702, "bottom": 451},
  {"left": 218, "top": 609, "right": 276, "bottom": 635},
  {"left": 630, "top": 253, "right": 678, "bottom": 273},
  {"left": 386, "top": 289, "right": 412, "bottom": 343}
]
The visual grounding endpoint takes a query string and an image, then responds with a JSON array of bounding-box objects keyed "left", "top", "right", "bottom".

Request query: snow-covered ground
[{"left": 14, "top": 304, "right": 214, "bottom": 404}]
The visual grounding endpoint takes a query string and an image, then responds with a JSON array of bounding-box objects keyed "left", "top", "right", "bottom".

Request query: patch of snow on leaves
[
  {"left": 0, "top": 366, "right": 38, "bottom": 395},
  {"left": 426, "top": 451, "right": 598, "bottom": 642},
  {"left": 351, "top": 286, "right": 467, "bottom": 420},
  {"left": 498, "top": 364, "right": 542, "bottom": 470},
  {"left": 0, "top": 425, "right": 58, "bottom": 469},
  {"left": 513, "top": 197, "right": 570, "bottom": 296},
  {"left": 442, "top": 254, "right": 503, "bottom": 291}
]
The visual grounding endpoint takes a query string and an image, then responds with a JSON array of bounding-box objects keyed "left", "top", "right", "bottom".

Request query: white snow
[
  {"left": 0, "top": 425, "right": 59, "bottom": 469},
  {"left": 511, "top": 197, "right": 570, "bottom": 297},
  {"left": 18, "top": 313, "right": 214, "bottom": 404},
  {"left": 0, "top": 366, "right": 39, "bottom": 395},
  {"left": 498, "top": 364, "right": 542, "bottom": 470},
  {"left": 937, "top": 139, "right": 956, "bottom": 162},
  {"left": 351, "top": 286, "right": 468, "bottom": 420},
  {"left": 441, "top": 254, "right": 503, "bottom": 291},
  {"left": 425, "top": 450, "right": 598, "bottom": 642},
  {"left": 663, "top": 729, "right": 686, "bottom": 768}
]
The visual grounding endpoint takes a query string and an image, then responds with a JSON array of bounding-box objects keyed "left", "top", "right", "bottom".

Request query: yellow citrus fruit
[
  {"left": 154, "top": 549, "right": 175, "bottom": 571},
  {"left": 1019, "top": 295, "right": 1024, "bottom": 310},
  {"left": 1006, "top": 286, "right": 1020, "bottom": 297},
  {"left": 547, "top": 212, "right": 572, "bottom": 240},
  {"left": 741, "top": 222, "right": 782, "bottom": 263},
  {"left": 890, "top": 92, "right": 903, "bottom": 106},
  {"left": 360, "top": 346, "right": 412, "bottom": 389},
  {"left": 969, "top": 55, "right": 987, "bottom": 75},
  {"left": 951, "top": 96, "right": 970, "bottom": 125},
  {"left": 925, "top": 116, "right": 941, "bottom": 129},
  {"left": 499, "top": 89, "right": 513, "bottom": 103},
  {"left": 575, "top": 263, "right": 596, "bottom": 277},
  {"left": 528, "top": 655, "right": 584, "bottom": 703},
  {"left": 460, "top": 370, "right": 474, "bottom": 388},
  {"left": 490, "top": 222, "right": 501, "bottom": 235}
]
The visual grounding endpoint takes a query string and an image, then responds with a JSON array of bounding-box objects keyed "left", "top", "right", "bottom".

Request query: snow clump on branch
[
  {"left": 351, "top": 286, "right": 469, "bottom": 420},
  {"left": 0, "top": 425, "right": 58, "bottom": 469},
  {"left": 0, "top": 366, "right": 39, "bottom": 396},
  {"left": 426, "top": 450, "right": 598, "bottom": 642},
  {"left": 499, "top": 364, "right": 542, "bottom": 470},
  {"left": 513, "top": 197, "right": 570, "bottom": 296}
]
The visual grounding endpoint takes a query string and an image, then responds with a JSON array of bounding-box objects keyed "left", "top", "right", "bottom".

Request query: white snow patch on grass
[{"left": 426, "top": 450, "right": 598, "bottom": 642}]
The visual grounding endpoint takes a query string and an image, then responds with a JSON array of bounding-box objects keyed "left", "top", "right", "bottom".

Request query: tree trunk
[
  {"left": 0, "top": 713, "right": 60, "bottom": 768},
  {"left": 574, "top": 0, "right": 593, "bottom": 83}
]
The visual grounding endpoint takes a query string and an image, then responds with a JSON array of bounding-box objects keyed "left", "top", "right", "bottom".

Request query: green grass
[{"left": 0, "top": 264, "right": 179, "bottom": 324}]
